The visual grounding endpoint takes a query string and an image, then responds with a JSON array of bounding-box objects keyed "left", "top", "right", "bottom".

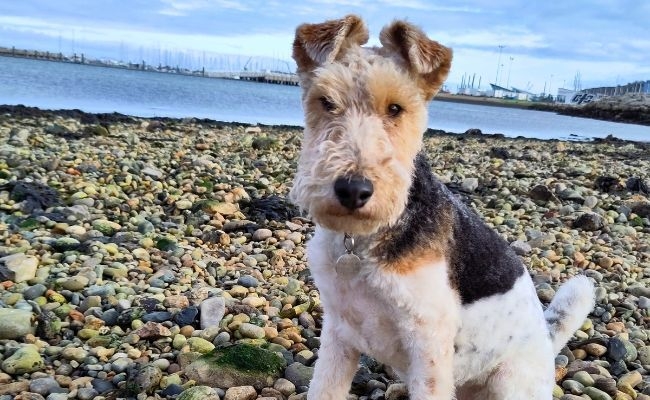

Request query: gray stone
[
  {"left": 142, "top": 166, "right": 164, "bottom": 179},
  {"left": 29, "top": 377, "right": 62, "bottom": 396},
  {"left": 252, "top": 228, "right": 273, "bottom": 241},
  {"left": 573, "top": 212, "right": 605, "bottom": 231},
  {"left": 638, "top": 346, "right": 650, "bottom": 365},
  {"left": 23, "top": 283, "right": 48, "bottom": 300},
  {"left": 76, "top": 388, "right": 99, "bottom": 400},
  {"left": 239, "top": 323, "right": 266, "bottom": 339},
  {"left": 572, "top": 370, "right": 595, "bottom": 387},
  {"left": 510, "top": 240, "right": 532, "bottom": 255},
  {"left": 237, "top": 275, "right": 259, "bottom": 288},
  {"left": 461, "top": 177, "right": 479, "bottom": 192},
  {"left": 583, "top": 195, "right": 599, "bottom": 208},
  {"left": 200, "top": 296, "right": 226, "bottom": 329},
  {"left": 561, "top": 379, "right": 585, "bottom": 395},
  {"left": 59, "top": 275, "right": 90, "bottom": 291},
  {"left": 130, "top": 363, "right": 162, "bottom": 394},
  {"left": 0, "top": 308, "right": 34, "bottom": 340},
  {"left": 284, "top": 362, "right": 314, "bottom": 388},
  {"left": 582, "top": 387, "right": 612, "bottom": 400},
  {"left": 177, "top": 386, "right": 220, "bottom": 400},
  {"left": 273, "top": 378, "right": 296, "bottom": 396},
  {"left": 0, "top": 253, "right": 39, "bottom": 282},
  {"left": 46, "top": 394, "right": 69, "bottom": 400},
  {"left": 628, "top": 285, "right": 650, "bottom": 298}
]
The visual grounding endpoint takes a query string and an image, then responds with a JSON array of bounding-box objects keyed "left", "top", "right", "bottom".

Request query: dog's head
[{"left": 290, "top": 15, "right": 452, "bottom": 235}]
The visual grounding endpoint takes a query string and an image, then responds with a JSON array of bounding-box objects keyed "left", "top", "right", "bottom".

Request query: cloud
[{"left": 158, "top": 0, "right": 250, "bottom": 16}]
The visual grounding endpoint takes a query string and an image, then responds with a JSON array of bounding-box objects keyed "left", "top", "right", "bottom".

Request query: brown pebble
[
  {"left": 606, "top": 322, "right": 626, "bottom": 333},
  {"left": 264, "top": 326, "right": 278, "bottom": 339},
  {"left": 572, "top": 348, "right": 587, "bottom": 360},
  {"left": 179, "top": 325, "right": 195, "bottom": 337},
  {"left": 277, "top": 318, "right": 295, "bottom": 330},
  {"left": 167, "top": 363, "right": 181, "bottom": 374},
  {"left": 584, "top": 343, "right": 607, "bottom": 357},
  {"left": 598, "top": 256, "right": 614, "bottom": 268},
  {"left": 271, "top": 336, "right": 293, "bottom": 349},
  {"left": 0, "top": 381, "right": 29, "bottom": 395}
]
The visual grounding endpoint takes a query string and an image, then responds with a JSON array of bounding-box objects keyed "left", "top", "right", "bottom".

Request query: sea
[{"left": 1, "top": 56, "right": 648, "bottom": 141}]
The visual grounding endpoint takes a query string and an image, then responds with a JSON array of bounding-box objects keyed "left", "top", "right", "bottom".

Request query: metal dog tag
[
  {"left": 335, "top": 233, "right": 361, "bottom": 274},
  {"left": 335, "top": 253, "right": 361, "bottom": 275}
]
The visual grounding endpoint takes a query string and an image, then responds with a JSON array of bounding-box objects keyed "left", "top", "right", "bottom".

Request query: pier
[
  {"left": 208, "top": 71, "right": 299, "bottom": 86},
  {"left": 1, "top": 45, "right": 300, "bottom": 87}
]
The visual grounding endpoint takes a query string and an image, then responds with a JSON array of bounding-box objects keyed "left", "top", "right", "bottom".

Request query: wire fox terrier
[{"left": 290, "top": 15, "right": 595, "bottom": 400}]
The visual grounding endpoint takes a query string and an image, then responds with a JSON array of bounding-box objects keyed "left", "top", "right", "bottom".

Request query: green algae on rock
[{"left": 185, "top": 344, "right": 286, "bottom": 390}]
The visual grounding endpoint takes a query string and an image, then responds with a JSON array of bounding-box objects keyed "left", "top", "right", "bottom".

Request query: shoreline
[
  {"left": 0, "top": 110, "right": 649, "bottom": 399},
  {"left": 435, "top": 93, "right": 650, "bottom": 127},
  {"left": 1, "top": 104, "right": 647, "bottom": 146}
]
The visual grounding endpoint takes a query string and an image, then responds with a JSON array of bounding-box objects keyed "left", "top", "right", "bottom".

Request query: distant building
[
  {"left": 556, "top": 80, "right": 649, "bottom": 105},
  {"left": 581, "top": 80, "right": 650, "bottom": 97},
  {"left": 488, "top": 84, "right": 532, "bottom": 100}
]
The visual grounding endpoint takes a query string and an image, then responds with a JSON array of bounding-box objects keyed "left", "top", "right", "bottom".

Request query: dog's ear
[
  {"left": 380, "top": 20, "right": 452, "bottom": 100},
  {"left": 293, "top": 15, "right": 369, "bottom": 74}
]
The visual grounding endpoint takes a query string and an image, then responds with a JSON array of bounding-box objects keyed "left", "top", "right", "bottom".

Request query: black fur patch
[
  {"left": 374, "top": 152, "right": 524, "bottom": 304},
  {"left": 372, "top": 153, "right": 451, "bottom": 264}
]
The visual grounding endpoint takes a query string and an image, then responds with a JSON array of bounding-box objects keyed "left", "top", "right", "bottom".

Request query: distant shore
[{"left": 435, "top": 93, "right": 650, "bottom": 127}]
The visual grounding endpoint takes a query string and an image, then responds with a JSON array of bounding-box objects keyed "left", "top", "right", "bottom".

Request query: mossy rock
[
  {"left": 155, "top": 237, "right": 178, "bottom": 251},
  {"left": 251, "top": 137, "right": 279, "bottom": 150},
  {"left": 18, "top": 217, "right": 40, "bottom": 230},
  {"left": 185, "top": 344, "right": 286, "bottom": 390},
  {"left": 196, "top": 179, "right": 214, "bottom": 192}
]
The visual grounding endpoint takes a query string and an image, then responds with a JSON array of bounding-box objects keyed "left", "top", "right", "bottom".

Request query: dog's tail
[{"left": 544, "top": 275, "right": 595, "bottom": 354}]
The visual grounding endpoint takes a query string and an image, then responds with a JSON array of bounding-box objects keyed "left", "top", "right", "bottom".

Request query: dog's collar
[{"left": 335, "top": 233, "right": 361, "bottom": 273}]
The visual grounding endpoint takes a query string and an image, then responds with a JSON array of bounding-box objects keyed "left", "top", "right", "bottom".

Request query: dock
[
  {"left": 1, "top": 46, "right": 300, "bottom": 87},
  {"left": 209, "top": 71, "right": 299, "bottom": 86}
]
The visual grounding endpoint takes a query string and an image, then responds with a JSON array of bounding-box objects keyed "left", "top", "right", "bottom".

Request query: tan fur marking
[{"left": 379, "top": 246, "right": 445, "bottom": 275}]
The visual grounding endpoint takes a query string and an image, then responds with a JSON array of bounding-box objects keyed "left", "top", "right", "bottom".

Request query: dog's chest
[{"left": 315, "top": 265, "right": 411, "bottom": 369}]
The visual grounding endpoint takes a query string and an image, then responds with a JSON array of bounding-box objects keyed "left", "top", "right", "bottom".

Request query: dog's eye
[
  {"left": 387, "top": 103, "right": 403, "bottom": 117},
  {"left": 319, "top": 97, "right": 337, "bottom": 113}
]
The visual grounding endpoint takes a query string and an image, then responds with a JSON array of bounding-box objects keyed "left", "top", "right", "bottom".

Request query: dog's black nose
[{"left": 334, "top": 175, "right": 374, "bottom": 210}]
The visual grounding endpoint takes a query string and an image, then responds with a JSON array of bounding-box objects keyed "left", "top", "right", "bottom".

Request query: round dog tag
[{"left": 336, "top": 253, "right": 361, "bottom": 274}]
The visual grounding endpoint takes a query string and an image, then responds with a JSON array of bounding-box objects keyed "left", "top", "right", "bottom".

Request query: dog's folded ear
[
  {"left": 380, "top": 20, "right": 452, "bottom": 100},
  {"left": 293, "top": 15, "right": 369, "bottom": 74}
]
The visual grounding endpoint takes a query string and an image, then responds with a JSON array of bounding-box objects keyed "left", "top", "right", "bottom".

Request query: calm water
[{"left": 1, "top": 56, "right": 648, "bottom": 141}]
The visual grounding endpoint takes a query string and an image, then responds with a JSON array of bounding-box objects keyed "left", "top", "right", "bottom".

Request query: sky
[{"left": 1, "top": 0, "right": 649, "bottom": 94}]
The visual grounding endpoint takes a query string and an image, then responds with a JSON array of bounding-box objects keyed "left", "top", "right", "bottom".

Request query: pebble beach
[{"left": 0, "top": 106, "right": 649, "bottom": 400}]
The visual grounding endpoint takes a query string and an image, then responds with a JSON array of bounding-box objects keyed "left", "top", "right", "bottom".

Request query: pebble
[
  {"left": 200, "top": 296, "right": 226, "bottom": 329},
  {"left": 1, "top": 344, "right": 44, "bottom": 374},
  {"left": 0, "top": 253, "right": 38, "bottom": 282},
  {"left": 0, "top": 308, "right": 34, "bottom": 339},
  {"left": 224, "top": 386, "right": 257, "bottom": 400}
]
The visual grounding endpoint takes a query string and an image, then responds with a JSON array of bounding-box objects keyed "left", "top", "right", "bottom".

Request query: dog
[{"left": 290, "top": 15, "right": 595, "bottom": 400}]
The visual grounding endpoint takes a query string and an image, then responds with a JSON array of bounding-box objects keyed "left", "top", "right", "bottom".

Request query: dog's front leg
[
  {"left": 402, "top": 316, "right": 457, "bottom": 399},
  {"left": 308, "top": 317, "right": 360, "bottom": 400}
]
